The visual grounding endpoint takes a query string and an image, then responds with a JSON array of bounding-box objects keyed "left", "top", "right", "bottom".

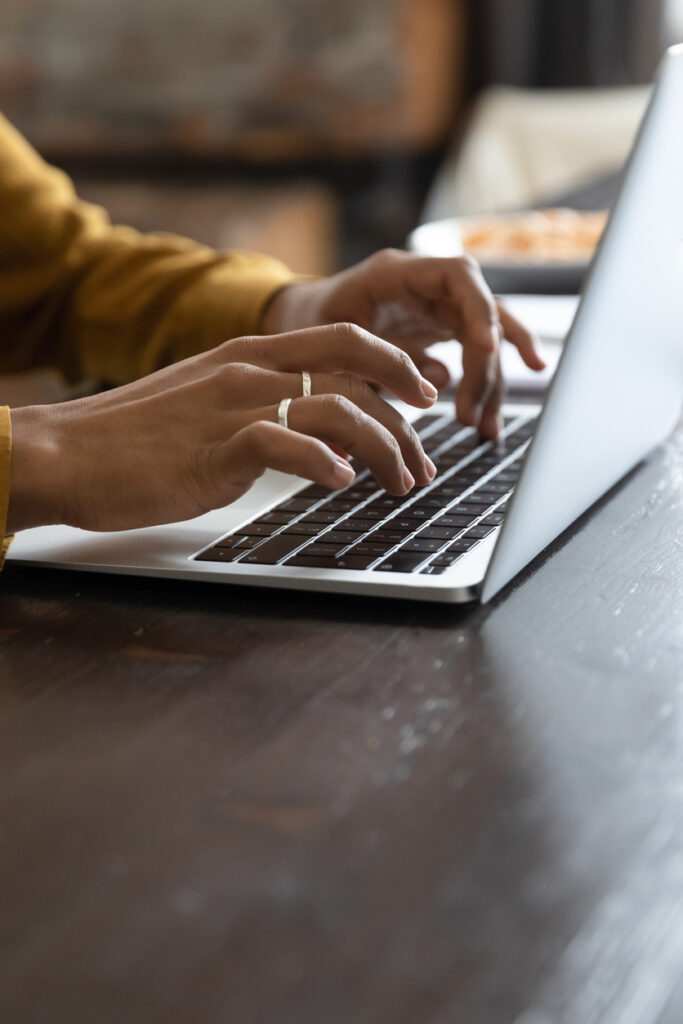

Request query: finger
[
  {"left": 210, "top": 421, "right": 356, "bottom": 496},
  {"left": 225, "top": 323, "right": 439, "bottom": 408},
  {"left": 390, "top": 254, "right": 501, "bottom": 358},
  {"left": 497, "top": 303, "right": 546, "bottom": 371},
  {"left": 313, "top": 374, "right": 436, "bottom": 485},
  {"left": 260, "top": 393, "right": 415, "bottom": 495},
  {"left": 420, "top": 257, "right": 503, "bottom": 421},
  {"left": 410, "top": 353, "right": 451, "bottom": 390},
  {"left": 455, "top": 342, "right": 500, "bottom": 430},
  {"left": 478, "top": 360, "right": 505, "bottom": 440}
]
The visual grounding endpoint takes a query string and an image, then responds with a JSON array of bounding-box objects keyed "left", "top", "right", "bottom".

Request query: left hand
[{"left": 261, "top": 249, "right": 546, "bottom": 439}]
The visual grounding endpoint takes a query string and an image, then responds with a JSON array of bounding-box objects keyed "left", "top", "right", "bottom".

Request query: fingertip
[
  {"left": 420, "top": 378, "right": 439, "bottom": 403},
  {"left": 479, "top": 412, "right": 502, "bottom": 440},
  {"left": 331, "top": 457, "right": 355, "bottom": 488},
  {"left": 402, "top": 467, "right": 416, "bottom": 492},
  {"left": 420, "top": 360, "right": 450, "bottom": 390}
]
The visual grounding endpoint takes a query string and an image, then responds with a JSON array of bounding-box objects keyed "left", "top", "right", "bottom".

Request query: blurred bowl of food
[{"left": 409, "top": 208, "right": 608, "bottom": 293}]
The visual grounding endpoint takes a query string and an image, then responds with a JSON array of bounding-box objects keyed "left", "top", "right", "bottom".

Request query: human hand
[
  {"left": 261, "top": 249, "right": 546, "bottom": 439},
  {"left": 7, "top": 324, "right": 439, "bottom": 534}
]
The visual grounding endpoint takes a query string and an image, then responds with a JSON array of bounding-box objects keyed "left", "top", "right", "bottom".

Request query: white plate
[{"left": 409, "top": 214, "right": 594, "bottom": 294}]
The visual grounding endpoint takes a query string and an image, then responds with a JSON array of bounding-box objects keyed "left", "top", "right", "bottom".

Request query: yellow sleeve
[
  {"left": 0, "top": 407, "right": 12, "bottom": 567},
  {"left": 0, "top": 112, "right": 297, "bottom": 385}
]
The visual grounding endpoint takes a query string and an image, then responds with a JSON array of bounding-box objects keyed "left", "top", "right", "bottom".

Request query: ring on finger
[
  {"left": 302, "top": 370, "right": 312, "bottom": 398},
  {"left": 278, "top": 397, "right": 292, "bottom": 429}
]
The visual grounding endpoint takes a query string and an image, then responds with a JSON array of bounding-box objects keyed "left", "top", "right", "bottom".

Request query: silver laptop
[{"left": 8, "top": 47, "right": 683, "bottom": 603}]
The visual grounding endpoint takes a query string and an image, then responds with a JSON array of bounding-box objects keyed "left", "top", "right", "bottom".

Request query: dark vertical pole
[{"left": 469, "top": 0, "right": 665, "bottom": 89}]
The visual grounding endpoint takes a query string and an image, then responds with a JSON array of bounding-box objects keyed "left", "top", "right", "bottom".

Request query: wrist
[
  {"left": 7, "top": 405, "right": 66, "bottom": 532},
  {"left": 259, "top": 278, "right": 333, "bottom": 334}
]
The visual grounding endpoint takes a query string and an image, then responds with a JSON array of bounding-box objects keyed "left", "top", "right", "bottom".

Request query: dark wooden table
[{"left": 1, "top": 424, "right": 682, "bottom": 1024}]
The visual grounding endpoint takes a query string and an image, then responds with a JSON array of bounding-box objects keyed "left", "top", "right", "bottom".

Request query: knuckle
[
  {"left": 321, "top": 392, "right": 356, "bottom": 420},
  {"left": 385, "top": 429, "right": 404, "bottom": 464},
  {"left": 458, "top": 252, "right": 480, "bottom": 274},
  {"left": 331, "top": 321, "right": 364, "bottom": 345},
  {"left": 405, "top": 420, "right": 423, "bottom": 451},
  {"left": 374, "top": 247, "right": 403, "bottom": 264},
  {"left": 346, "top": 375, "right": 373, "bottom": 406},
  {"left": 395, "top": 347, "right": 415, "bottom": 374},
  {"left": 243, "top": 418, "right": 275, "bottom": 455}
]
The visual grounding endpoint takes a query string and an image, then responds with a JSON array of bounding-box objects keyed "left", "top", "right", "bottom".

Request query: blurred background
[{"left": 0, "top": 0, "right": 682, "bottom": 276}]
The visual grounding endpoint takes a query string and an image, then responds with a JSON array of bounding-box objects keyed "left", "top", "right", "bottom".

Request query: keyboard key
[
  {"left": 323, "top": 499, "right": 358, "bottom": 513},
  {"left": 400, "top": 507, "right": 432, "bottom": 520},
  {"left": 349, "top": 542, "right": 394, "bottom": 556},
  {"left": 412, "top": 496, "right": 448, "bottom": 511},
  {"left": 285, "top": 555, "right": 339, "bottom": 569},
  {"left": 284, "top": 522, "right": 325, "bottom": 537},
  {"left": 421, "top": 564, "right": 450, "bottom": 575},
  {"left": 353, "top": 508, "right": 386, "bottom": 521},
  {"left": 478, "top": 480, "right": 510, "bottom": 495},
  {"left": 446, "top": 536, "right": 479, "bottom": 553},
  {"left": 448, "top": 502, "right": 484, "bottom": 516},
  {"left": 235, "top": 523, "right": 279, "bottom": 537},
  {"left": 431, "top": 551, "right": 467, "bottom": 568},
  {"left": 304, "top": 543, "right": 348, "bottom": 557},
  {"left": 323, "top": 530, "right": 362, "bottom": 545},
  {"left": 417, "top": 525, "right": 459, "bottom": 541},
  {"left": 400, "top": 537, "right": 446, "bottom": 553},
  {"left": 258, "top": 510, "right": 297, "bottom": 525},
  {"left": 215, "top": 534, "right": 260, "bottom": 550},
  {"left": 344, "top": 486, "right": 376, "bottom": 501},
  {"left": 297, "top": 484, "right": 333, "bottom": 499},
  {"left": 212, "top": 534, "right": 246, "bottom": 549},
  {"left": 334, "top": 554, "right": 378, "bottom": 570},
  {"left": 432, "top": 513, "right": 475, "bottom": 529},
  {"left": 338, "top": 518, "right": 378, "bottom": 533},
  {"left": 436, "top": 480, "right": 471, "bottom": 496},
  {"left": 463, "top": 524, "right": 497, "bottom": 540},
  {"left": 300, "top": 510, "right": 340, "bottom": 525},
  {"left": 385, "top": 519, "right": 418, "bottom": 533},
  {"left": 241, "top": 534, "right": 309, "bottom": 564},
  {"left": 370, "top": 495, "right": 409, "bottom": 510},
  {"left": 371, "top": 530, "right": 411, "bottom": 545},
  {"left": 195, "top": 546, "right": 244, "bottom": 562},
  {"left": 481, "top": 512, "right": 505, "bottom": 526},
  {"left": 463, "top": 494, "right": 496, "bottom": 508},
  {"left": 279, "top": 497, "right": 319, "bottom": 512},
  {"left": 377, "top": 552, "right": 430, "bottom": 573}
]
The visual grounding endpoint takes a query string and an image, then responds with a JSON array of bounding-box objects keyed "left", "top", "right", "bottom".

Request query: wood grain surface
[{"left": 0, "top": 426, "right": 681, "bottom": 1024}]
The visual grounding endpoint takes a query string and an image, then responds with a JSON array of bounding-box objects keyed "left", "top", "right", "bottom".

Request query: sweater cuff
[{"left": 0, "top": 406, "right": 13, "bottom": 567}]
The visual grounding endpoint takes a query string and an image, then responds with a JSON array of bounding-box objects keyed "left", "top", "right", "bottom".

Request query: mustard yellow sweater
[{"left": 0, "top": 113, "right": 297, "bottom": 560}]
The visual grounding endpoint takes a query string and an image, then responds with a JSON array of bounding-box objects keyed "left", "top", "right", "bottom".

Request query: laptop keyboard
[{"left": 195, "top": 413, "right": 538, "bottom": 575}]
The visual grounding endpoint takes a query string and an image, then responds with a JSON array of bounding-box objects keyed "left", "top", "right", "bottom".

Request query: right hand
[{"left": 7, "top": 323, "right": 439, "bottom": 534}]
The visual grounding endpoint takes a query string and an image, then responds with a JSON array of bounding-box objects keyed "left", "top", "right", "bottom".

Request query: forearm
[{"left": 0, "top": 112, "right": 297, "bottom": 384}]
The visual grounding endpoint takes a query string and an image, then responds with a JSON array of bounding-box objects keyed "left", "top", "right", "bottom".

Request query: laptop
[{"left": 8, "top": 47, "right": 683, "bottom": 604}]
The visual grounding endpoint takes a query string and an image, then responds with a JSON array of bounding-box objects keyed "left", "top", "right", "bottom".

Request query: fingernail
[
  {"left": 424, "top": 456, "right": 437, "bottom": 480},
  {"left": 333, "top": 458, "right": 355, "bottom": 487},
  {"left": 402, "top": 468, "right": 415, "bottom": 492},
  {"left": 420, "top": 379, "right": 438, "bottom": 402}
]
